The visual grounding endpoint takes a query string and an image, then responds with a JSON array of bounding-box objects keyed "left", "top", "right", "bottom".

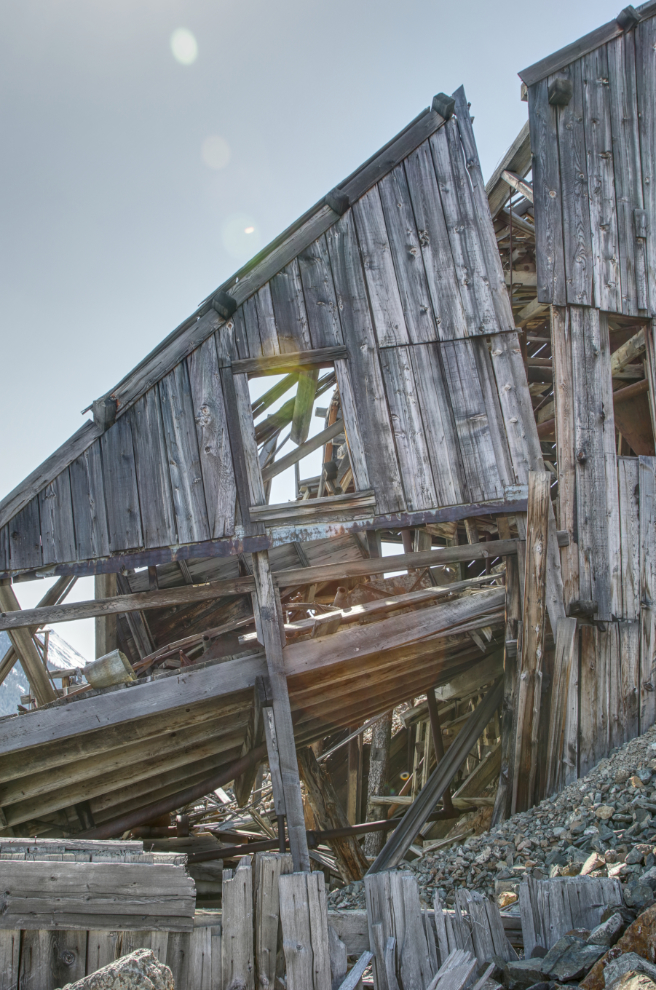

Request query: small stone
[
  {"left": 582, "top": 853, "right": 606, "bottom": 876},
  {"left": 638, "top": 769, "right": 653, "bottom": 784},
  {"left": 627, "top": 848, "right": 647, "bottom": 866},
  {"left": 630, "top": 777, "right": 646, "bottom": 789},
  {"left": 498, "top": 891, "right": 518, "bottom": 908}
]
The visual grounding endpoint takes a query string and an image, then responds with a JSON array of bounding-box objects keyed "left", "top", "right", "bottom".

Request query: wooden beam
[
  {"left": 0, "top": 574, "right": 256, "bottom": 631},
  {"left": 261, "top": 420, "right": 345, "bottom": 483},
  {"left": 297, "top": 747, "right": 368, "bottom": 882},
  {"left": 252, "top": 550, "right": 310, "bottom": 872},
  {"left": 232, "top": 347, "right": 347, "bottom": 377},
  {"left": 501, "top": 170, "right": 534, "bottom": 203},
  {"left": 0, "top": 581, "right": 56, "bottom": 706},
  {"left": 367, "top": 679, "right": 503, "bottom": 873},
  {"left": 512, "top": 472, "right": 550, "bottom": 813},
  {"left": 611, "top": 327, "right": 646, "bottom": 376},
  {"left": 486, "top": 122, "right": 531, "bottom": 218},
  {"left": 0, "top": 575, "right": 76, "bottom": 688}
]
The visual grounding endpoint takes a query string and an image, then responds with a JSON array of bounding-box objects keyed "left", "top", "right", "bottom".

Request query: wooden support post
[
  {"left": 426, "top": 688, "right": 454, "bottom": 816},
  {"left": 297, "top": 747, "right": 369, "bottom": 883},
  {"left": 0, "top": 580, "right": 55, "bottom": 706},
  {"left": 95, "top": 573, "right": 118, "bottom": 659},
  {"left": 491, "top": 521, "right": 521, "bottom": 826},
  {"left": 346, "top": 727, "right": 363, "bottom": 826},
  {"left": 364, "top": 712, "right": 392, "bottom": 858},
  {"left": 545, "top": 617, "right": 578, "bottom": 796},
  {"left": 252, "top": 550, "right": 310, "bottom": 872},
  {"left": 254, "top": 851, "right": 293, "bottom": 990},
  {"left": 512, "top": 471, "right": 550, "bottom": 813},
  {"left": 222, "top": 856, "right": 255, "bottom": 990},
  {"left": 279, "top": 871, "right": 332, "bottom": 990}
]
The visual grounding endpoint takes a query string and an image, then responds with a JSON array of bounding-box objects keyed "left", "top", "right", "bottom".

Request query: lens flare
[
  {"left": 201, "top": 135, "right": 231, "bottom": 170},
  {"left": 221, "top": 215, "right": 260, "bottom": 261},
  {"left": 170, "top": 28, "right": 198, "bottom": 66}
]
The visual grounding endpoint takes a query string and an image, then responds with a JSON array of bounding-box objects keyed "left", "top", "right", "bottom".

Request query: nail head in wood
[
  {"left": 617, "top": 5, "right": 640, "bottom": 29},
  {"left": 548, "top": 76, "right": 573, "bottom": 107},
  {"left": 92, "top": 397, "right": 117, "bottom": 431},
  {"left": 325, "top": 188, "right": 350, "bottom": 216},
  {"left": 212, "top": 290, "right": 237, "bottom": 319},
  {"left": 432, "top": 92, "right": 455, "bottom": 120}
]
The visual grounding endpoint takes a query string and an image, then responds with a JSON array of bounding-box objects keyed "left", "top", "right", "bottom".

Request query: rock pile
[{"left": 328, "top": 724, "right": 656, "bottom": 913}]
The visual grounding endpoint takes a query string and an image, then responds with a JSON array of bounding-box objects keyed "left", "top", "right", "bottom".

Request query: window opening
[{"left": 247, "top": 365, "right": 354, "bottom": 506}]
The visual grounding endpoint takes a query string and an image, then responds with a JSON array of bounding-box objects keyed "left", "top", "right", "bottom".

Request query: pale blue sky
[{"left": 0, "top": 0, "right": 620, "bottom": 657}]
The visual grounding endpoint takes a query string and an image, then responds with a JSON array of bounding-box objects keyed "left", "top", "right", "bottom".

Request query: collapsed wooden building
[{"left": 2, "top": 3, "right": 656, "bottom": 984}]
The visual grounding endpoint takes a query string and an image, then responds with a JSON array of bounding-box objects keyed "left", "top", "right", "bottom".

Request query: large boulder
[
  {"left": 581, "top": 905, "right": 656, "bottom": 990},
  {"left": 58, "top": 949, "right": 174, "bottom": 990}
]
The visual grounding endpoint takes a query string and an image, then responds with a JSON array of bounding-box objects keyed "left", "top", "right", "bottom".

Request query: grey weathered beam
[
  {"left": 232, "top": 347, "right": 347, "bottom": 377},
  {"left": 367, "top": 679, "right": 504, "bottom": 873},
  {"left": 0, "top": 581, "right": 56, "bottom": 706},
  {"left": 486, "top": 122, "right": 531, "bottom": 218},
  {"left": 261, "top": 420, "right": 345, "bottom": 483},
  {"left": 0, "top": 574, "right": 256, "bottom": 631}
]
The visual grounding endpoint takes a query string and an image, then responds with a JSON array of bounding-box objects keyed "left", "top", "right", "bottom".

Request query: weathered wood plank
[
  {"left": 325, "top": 212, "right": 405, "bottom": 514},
  {"left": 129, "top": 388, "right": 177, "bottom": 549},
  {"left": 619, "top": 456, "right": 641, "bottom": 621},
  {"left": 8, "top": 498, "right": 42, "bottom": 571},
  {"left": 0, "top": 930, "right": 20, "bottom": 990},
  {"left": 558, "top": 62, "right": 594, "bottom": 306},
  {"left": 233, "top": 346, "right": 346, "bottom": 377},
  {"left": 640, "top": 456, "right": 656, "bottom": 730},
  {"left": 377, "top": 164, "right": 438, "bottom": 343},
  {"left": 404, "top": 140, "right": 468, "bottom": 341},
  {"left": 19, "top": 930, "right": 87, "bottom": 990},
  {"left": 582, "top": 44, "right": 621, "bottom": 313},
  {"left": 297, "top": 236, "right": 343, "bottom": 349},
  {"left": 571, "top": 307, "right": 620, "bottom": 620},
  {"left": 39, "top": 469, "right": 76, "bottom": 565},
  {"left": 187, "top": 335, "right": 236, "bottom": 539},
  {"left": 352, "top": 186, "right": 409, "bottom": 347},
  {"left": 0, "top": 419, "right": 102, "bottom": 533},
  {"left": 545, "top": 617, "right": 578, "bottom": 796},
  {"left": 608, "top": 32, "right": 645, "bottom": 316},
  {"left": 254, "top": 852, "right": 293, "bottom": 990},
  {"left": 438, "top": 340, "right": 504, "bottom": 503},
  {"left": 270, "top": 258, "right": 313, "bottom": 353},
  {"left": 636, "top": 15, "right": 656, "bottom": 315},
  {"left": 69, "top": 442, "right": 110, "bottom": 560},
  {"left": 333, "top": 360, "right": 371, "bottom": 492},
  {"left": 551, "top": 306, "right": 579, "bottom": 609},
  {"left": 159, "top": 362, "right": 211, "bottom": 545},
  {"left": 512, "top": 472, "right": 550, "bottom": 813},
  {"left": 100, "top": 415, "right": 143, "bottom": 552},
  {"left": 528, "top": 80, "right": 566, "bottom": 306},
  {"left": 222, "top": 858, "right": 255, "bottom": 990},
  {"left": 407, "top": 344, "right": 467, "bottom": 507},
  {"left": 379, "top": 346, "right": 438, "bottom": 510},
  {"left": 430, "top": 119, "right": 500, "bottom": 336}
]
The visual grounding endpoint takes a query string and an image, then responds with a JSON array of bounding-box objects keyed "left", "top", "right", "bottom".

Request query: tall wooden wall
[
  {"left": 0, "top": 103, "right": 540, "bottom": 581},
  {"left": 524, "top": 9, "right": 656, "bottom": 773}
]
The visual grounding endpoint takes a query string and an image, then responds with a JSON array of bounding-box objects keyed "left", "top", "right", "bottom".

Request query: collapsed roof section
[{"left": 0, "top": 89, "right": 550, "bottom": 593}]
